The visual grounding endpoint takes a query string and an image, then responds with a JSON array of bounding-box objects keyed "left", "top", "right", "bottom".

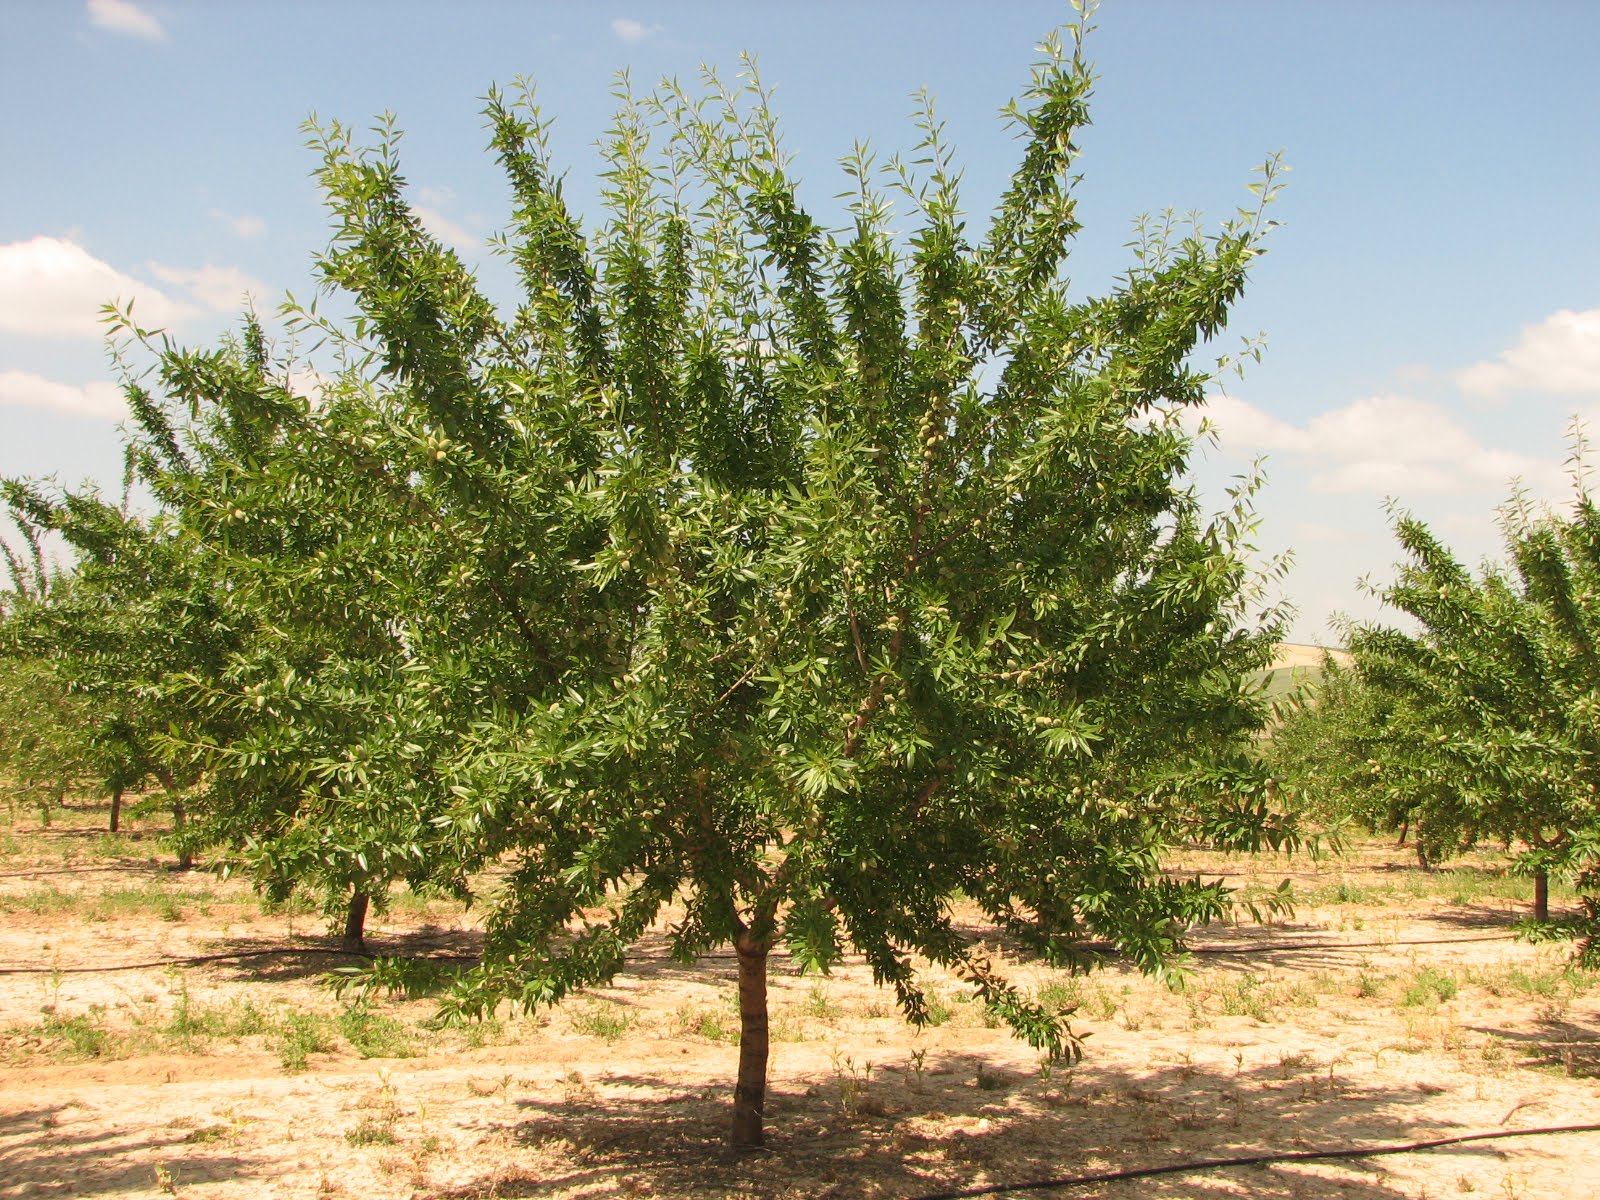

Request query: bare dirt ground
[{"left": 3, "top": 801, "right": 1598, "bottom": 1200}]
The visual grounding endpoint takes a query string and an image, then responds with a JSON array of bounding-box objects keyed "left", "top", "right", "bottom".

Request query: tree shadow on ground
[
  {"left": 0, "top": 1102, "right": 269, "bottom": 1197},
  {"left": 418, "top": 1051, "right": 1549, "bottom": 1200},
  {"left": 1468, "top": 1007, "right": 1600, "bottom": 1078}
]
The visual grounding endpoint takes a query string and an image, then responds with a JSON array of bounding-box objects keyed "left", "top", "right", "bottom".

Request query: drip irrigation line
[
  {"left": 0, "top": 947, "right": 477, "bottom": 976},
  {"left": 905, "top": 1123, "right": 1600, "bottom": 1199},
  {"left": 1189, "top": 932, "right": 1515, "bottom": 954},
  {"left": 0, "top": 932, "right": 1524, "bottom": 976}
]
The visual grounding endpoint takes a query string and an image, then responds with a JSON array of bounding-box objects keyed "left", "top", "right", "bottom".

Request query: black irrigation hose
[
  {"left": 1189, "top": 932, "right": 1515, "bottom": 954},
  {"left": 0, "top": 932, "right": 1523, "bottom": 976},
  {"left": 0, "top": 947, "right": 477, "bottom": 976},
  {"left": 905, "top": 1123, "right": 1600, "bottom": 1200}
]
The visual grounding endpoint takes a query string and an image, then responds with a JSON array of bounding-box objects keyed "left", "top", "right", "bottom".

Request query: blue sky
[{"left": 2, "top": 1, "right": 1597, "bottom": 643}]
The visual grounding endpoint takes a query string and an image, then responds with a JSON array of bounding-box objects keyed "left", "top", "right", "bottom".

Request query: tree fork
[{"left": 731, "top": 933, "right": 771, "bottom": 1148}]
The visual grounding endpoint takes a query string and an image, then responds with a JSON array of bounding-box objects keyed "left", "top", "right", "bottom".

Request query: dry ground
[{"left": 2, "top": 799, "right": 1598, "bottom": 1200}]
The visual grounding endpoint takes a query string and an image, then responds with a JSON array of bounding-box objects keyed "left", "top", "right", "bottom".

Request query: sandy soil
[{"left": 3, "top": 812, "right": 1598, "bottom": 1200}]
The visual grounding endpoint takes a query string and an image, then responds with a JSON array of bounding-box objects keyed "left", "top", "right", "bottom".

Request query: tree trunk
[
  {"left": 109, "top": 787, "right": 122, "bottom": 834},
  {"left": 341, "top": 892, "right": 370, "bottom": 955},
  {"left": 172, "top": 798, "right": 193, "bottom": 870},
  {"left": 730, "top": 934, "right": 771, "bottom": 1148},
  {"left": 1534, "top": 871, "right": 1550, "bottom": 923}
]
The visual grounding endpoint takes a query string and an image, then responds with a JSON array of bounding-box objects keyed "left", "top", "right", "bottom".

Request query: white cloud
[
  {"left": 0, "top": 370, "right": 125, "bottom": 420},
  {"left": 0, "top": 236, "right": 193, "bottom": 337},
  {"left": 1200, "top": 392, "right": 1312, "bottom": 452},
  {"left": 211, "top": 210, "right": 267, "bottom": 239},
  {"left": 1202, "top": 392, "right": 1549, "bottom": 496},
  {"left": 413, "top": 205, "right": 478, "bottom": 251},
  {"left": 1456, "top": 308, "right": 1600, "bottom": 399},
  {"left": 147, "top": 262, "right": 268, "bottom": 313},
  {"left": 610, "top": 17, "right": 661, "bottom": 43},
  {"left": 87, "top": 0, "right": 164, "bottom": 40}
]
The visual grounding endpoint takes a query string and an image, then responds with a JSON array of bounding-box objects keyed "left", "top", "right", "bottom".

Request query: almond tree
[
  {"left": 11, "top": 15, "right": 1294, "bottom": 1145},
  {"left": 1348, "top": 495, "right": 1600, "bottom": 941}
]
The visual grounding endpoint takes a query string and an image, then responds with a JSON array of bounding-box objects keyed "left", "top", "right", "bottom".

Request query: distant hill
[{"left": 1254, "top": 642, "right": 1352, "bottom": 701}]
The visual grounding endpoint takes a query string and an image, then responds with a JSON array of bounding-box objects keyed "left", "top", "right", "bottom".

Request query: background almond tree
[
  {"left": 6, "top": 17, "right": 1298, "bottom": 1147},
  {"left": 1316, "top": 480, "right": 1600, "bottom": 951}
]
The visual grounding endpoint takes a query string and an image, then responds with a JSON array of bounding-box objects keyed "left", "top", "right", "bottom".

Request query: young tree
[
  {"left": 0, "top": 514, "right": 153, "bottom": 833},
  {"left": 17, "top": 16, "right": 1296, "bottom": 1145},
  {"left": 1348, "top": 498, "right": 1600, "bottom": 934},
  {"left": 3, "top": 322, "right": 472, "bottom": 941}
]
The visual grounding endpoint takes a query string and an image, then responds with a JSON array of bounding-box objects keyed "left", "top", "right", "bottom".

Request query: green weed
[
  {"left": 803, "top": 984, "right": 840, "bottom": 1019},
  {"left": 276, "top": 1012, "right": 334, "bottom": 1071},
  {"left": 1400, "top": 966, "right": 1458, "bottom": 1008},
  {"left": 568, "top": 1001, "right": 633, "bottom": 1042},
  {"left": 38, "top": 1007, "right": 114, "bottom": 1059},
  {"left": 338, "top": 1006, "right": 415, "bottom": 1059},
  {"left": 345, "top": 1116, "right": 398, "bottom": 1146},
  {"left": 673, "top": 1005, "right": 732, "bottom": 1042}
]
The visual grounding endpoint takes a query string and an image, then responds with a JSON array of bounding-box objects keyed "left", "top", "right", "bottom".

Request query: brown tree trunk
[
  {"left": 109, "top": 787, "right": 123, "bottom": 834},
  {"left": 172, "top": 798, "right": 193, "bottom": 870},
  {"left": 341, "top": 892, "right": 370, "bottom": 955},
  {"left": 1534, "top": 871, "right": 1550, "bottom": 923},
  {"left": 730, "top": 934, "right": 771, "bottom": 1148}
]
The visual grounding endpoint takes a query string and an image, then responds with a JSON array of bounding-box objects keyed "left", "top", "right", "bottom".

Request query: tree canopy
[
  {"left": 4, "top": 17, "right": 1296, "bottom": 1146},
  {"left": 1330, "top": 487, "right": 1600, "bottom": 949}
]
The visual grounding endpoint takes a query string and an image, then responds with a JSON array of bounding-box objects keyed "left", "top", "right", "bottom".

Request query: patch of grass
[
  {"left": 1357, "top": 970, "right": 1390, "bottom": 999},
  {"left": 462, "top": 1017, "right": 510, "bottom": 1049},
  {"left": 259, "top": 890, "right": 318, "bottom": 918},
  {"left": 1303, "top": 879, "right": 1378, "bottom": 906},
  {"left": 803, "top": 984, "right": 840, "bottom": 1020},
  {"left": 1037, "top": 978, "right": 1116, "bottom": 1022},
  {"left": 276, "top": 1011, "right": 334, "bottom": 1072},
  {"left": 79, "top": 879, "right": 215, "bottom": 922},
  {"left": 568, "top": 1001, "right": 634, "bottom": 1042},
  {"left": 673, "top": 1004, "right": 733, "bottom": 1043},
  {"left": 38, "top": 1006, "right": 114, "bottom": 1059},
  {"left": 338, "top": 1006, "right": 416, "bottom": 1059},
  {"left": 1, "top": 884, "right": 78, "bottom": 916},
  {"left": 87, "top": 832, "right": 144, "bottom": 859},
  {"left": 345, "top": 1116, "right": 398, "bottom": 1146},
  {"left": 1399, "top": 966, "right": 1458, "bottom": 1008},
  {"left": 7, "top": 988, "right": 286, "bottom": 1065},
  {"left": 1207, "top": 972, "right": 1317, "bottom": 1022}
]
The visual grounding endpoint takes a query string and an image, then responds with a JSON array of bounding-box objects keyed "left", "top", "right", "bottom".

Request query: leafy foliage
[
  {"left": 6, "top": 13, "right": 1294, "bottom": 1143},
  {"left": 1343, "top": 483, "right": 1600, "bottom": 955}
]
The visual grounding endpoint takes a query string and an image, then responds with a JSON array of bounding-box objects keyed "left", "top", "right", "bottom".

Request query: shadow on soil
[
  {"left": 0, "top": 1103, "right": 268, "bottom": 1197},
  {"left": 420, "top": 1052, "right": 1534, "bottom": 1200},
  {"left": 1469, "top": 1007, "right": 1600, "bottom": 1078}
]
